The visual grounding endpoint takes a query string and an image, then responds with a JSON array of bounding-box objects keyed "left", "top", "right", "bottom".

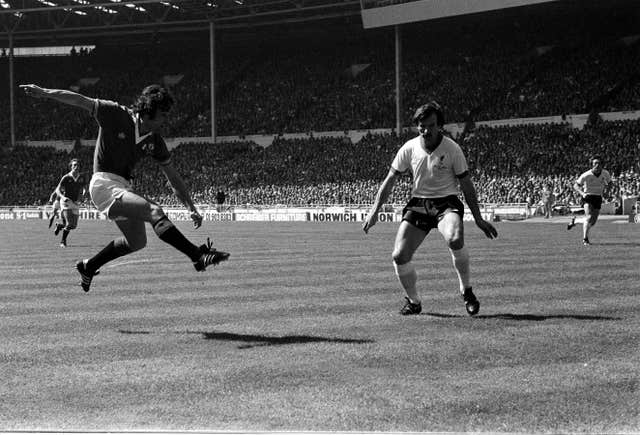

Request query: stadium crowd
[
  {"left": 2, "top": 119, "right": 638, "bottom": 209},
  {"left": 1, "top": 3, "right": 639, "bottom": 209},
  {"left": 2, "top": 2, "right": 639, "bottom": 143}
]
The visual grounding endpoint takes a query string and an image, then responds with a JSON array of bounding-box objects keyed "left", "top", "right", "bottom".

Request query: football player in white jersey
[
  {"left": 567, "top": 156, "right": 612, "bottom": 245},
  {"left": 363, "top": 101, "right": 497, "bottom": 316}
]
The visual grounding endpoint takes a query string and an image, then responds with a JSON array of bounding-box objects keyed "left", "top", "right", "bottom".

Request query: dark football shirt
[
  {"left": 92, "top": 99, "right": 171, "bottom": 180},
  {"left": 59, "top": 173, "right": 87, "bottom": 202}
]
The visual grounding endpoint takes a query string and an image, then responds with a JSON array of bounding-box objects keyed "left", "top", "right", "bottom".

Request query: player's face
[
  {"left": 70, "top": 161, "right": 80, "bottom": 173},
  {"left": 146, "top": 110, "right": 170, "bottom": 133},
  {"left": 591, "top": 159, "right": 602, "bottom": 173},
  {"left": 417, "top": 113, "right": 440, "bottom": 147}
]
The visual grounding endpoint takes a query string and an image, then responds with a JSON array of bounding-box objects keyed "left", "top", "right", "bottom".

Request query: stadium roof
[{"left": 0, "top": 0, "right": 361, "bottom": 45}]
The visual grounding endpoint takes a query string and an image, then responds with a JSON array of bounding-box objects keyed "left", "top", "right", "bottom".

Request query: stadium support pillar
[
  {"left": 395, "top": 25, "right": 402, "bottom": 136},
  {"left": 8, "top": 31, "right": 15, "bottom": 148},
  {"left": 209, "top": 20, "right": 216, "bottom": 144}
]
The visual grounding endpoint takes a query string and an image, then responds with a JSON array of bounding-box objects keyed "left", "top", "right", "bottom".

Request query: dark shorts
[
  {"left": 402, "top": 195, "right": 465, "bottom": 232},
  {"left": 581, "top": 194, "right": 603, "bottom": 210}
]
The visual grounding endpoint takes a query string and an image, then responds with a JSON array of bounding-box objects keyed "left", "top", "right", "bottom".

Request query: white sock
[
  {"left": 450, "top": 246, "right": 470, "bottom": 293},
  {"left": 393, "top": 262, "right": 419, "bottom": 303}
]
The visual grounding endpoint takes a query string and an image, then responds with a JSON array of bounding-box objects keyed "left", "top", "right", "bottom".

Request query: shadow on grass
[
  {"left": 119, "top": 329, "right": 374, "bottom": 349},
  {"left": 592, "top": 241, "right": 640, "bottom": 247},
  {"left": 423, "top": 312, "right": 621, "bottom": 321}
]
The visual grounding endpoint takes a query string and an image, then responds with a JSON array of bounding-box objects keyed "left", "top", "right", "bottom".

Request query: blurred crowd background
[{"left": 1, "top": 1, "right": 639, "bottom": 211}]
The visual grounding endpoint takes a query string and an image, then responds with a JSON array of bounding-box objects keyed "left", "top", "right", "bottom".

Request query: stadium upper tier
[{"left": 1, "top": 4, "right": 639, "bottom": 142}]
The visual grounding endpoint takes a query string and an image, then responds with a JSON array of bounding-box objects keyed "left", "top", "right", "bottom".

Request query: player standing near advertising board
[
  {"left": 363, "top": 101, "right": 498, "bottom": 316},
  {"left": 53, "top": 158, "right": 88, "bottom": 247},
  {"left": 567, "top": 156, "right": 612, "bottom": 246}
]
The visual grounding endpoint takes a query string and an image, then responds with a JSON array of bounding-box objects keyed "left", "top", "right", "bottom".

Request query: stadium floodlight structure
[
  {"left": 359, "top": 0, "right": 564, "bottom": 135},
  {"left": 0, "top": 0, "right": 362, "bottom": 147}
]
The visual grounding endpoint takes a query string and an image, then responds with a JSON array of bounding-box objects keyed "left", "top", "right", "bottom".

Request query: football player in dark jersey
[
  {"left": 21, "top": 83, "right": 230, "bottom": 292},
  {"left": 53, "top": 158, "right": 88, "bottom": 247}
]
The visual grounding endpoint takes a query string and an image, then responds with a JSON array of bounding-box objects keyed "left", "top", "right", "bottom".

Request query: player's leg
[
  {"left": 109, "top": 191, "right": 228, "bottom": 270},
  {"left": 60, "top": 210, "right": 78, "bottom": 247},
  {"left": 583, "top": 203, "right": 600, "bottom": 245},
  {"left": 437, "top": 211, "right": 469, "bottom": 292},
  {"left": 77, "top": 218, "right": 146, "bottom": 292},
  {"left": 392, "top": 220, "right": 428, "bottom": 313},
  {"left": 437, "top": 211, "right": 479, "bottom": 316}
]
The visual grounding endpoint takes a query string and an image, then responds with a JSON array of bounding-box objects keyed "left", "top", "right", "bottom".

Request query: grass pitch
[{"left": 1, "top": 217, "right": 639, "bottom": 432}]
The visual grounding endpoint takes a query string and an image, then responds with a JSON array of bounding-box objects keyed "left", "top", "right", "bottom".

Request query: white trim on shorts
[{"left": 89, "top": 172, "right": 133, "bottom": 219}]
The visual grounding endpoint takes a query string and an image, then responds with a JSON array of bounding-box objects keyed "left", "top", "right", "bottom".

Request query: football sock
[
  {"left": 393, "top": 261, "right": 419, "bottom": 303},
  {"left": 61, "top": 229, "right": 70, "bottom": 243},
  {"left": 152, "top": 216, "right": 201, "bottom": 261},
  {"left": 450, "top": 246, "right": 470, "bottom": 293},
  {"left": 86, "top": 238, "right": 133, "bottom": 272}
]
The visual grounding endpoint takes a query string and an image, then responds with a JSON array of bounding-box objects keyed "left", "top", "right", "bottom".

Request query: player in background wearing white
[
  {"left": 47, "top": 190, "right": 62, "bottom": 229},
  {"left": 53, "top": 158, "right": 88, "bottom": 247},
  {"left": 363, "top": 101, "right": 498, "bottom": 316},
  {"left": 567, "top": 156, "right": 612, "bottom": 245},
  {"left": 21, "top": 83, "right": 230, "bottom": 292}
]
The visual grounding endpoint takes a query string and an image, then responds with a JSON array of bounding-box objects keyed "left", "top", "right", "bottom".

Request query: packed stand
[{"left": 2, "top": 2, "right": 639, "bottom": 143}]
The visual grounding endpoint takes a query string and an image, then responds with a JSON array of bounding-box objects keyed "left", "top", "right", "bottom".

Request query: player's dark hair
[
  {"left": 132, "top": 84, "right": 174, "bottom": 119},
  {"left": 591, "top": 155, "right": 602, "bottom": 163},
  {"left": 412, "top": 101, "right": 445, "bottom": 126}
]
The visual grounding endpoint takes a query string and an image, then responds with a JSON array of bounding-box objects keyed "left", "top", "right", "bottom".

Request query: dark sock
[
  {"left": 153, "top": 217, "right": 201, "bottom": 261},
  {"left": 61, "top": 229, "right": 70, "bottom": 243},
  {"left": 86, "top": 238, "right": 133, "bottom": 272}
]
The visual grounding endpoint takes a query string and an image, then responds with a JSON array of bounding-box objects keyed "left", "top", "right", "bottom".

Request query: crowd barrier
[
  {"left": 0, "top": 205, "right": 497, "bottom": 222},
  {"left": 9, "top": 201, "right": 637, "bottom": 223}
]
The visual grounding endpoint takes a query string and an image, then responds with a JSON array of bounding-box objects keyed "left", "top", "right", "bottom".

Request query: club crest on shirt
[
  {"left": 435, "top": 154, "right": 447, "bottom": 169},
  {"left": 118, "top": 132, "right": 126, "bottom": 139},
  {"left": 141, "top": 141, "right": 155, "bottom": 155}
]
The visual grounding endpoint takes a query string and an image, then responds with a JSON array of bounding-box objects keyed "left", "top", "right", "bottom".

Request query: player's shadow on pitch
[
  {"left": 423, "top": 312, "right": 621, "bottom": 321},
  {"left": 196, "top": 331, "right": 374, "bottom": 349},
  {"left": 119, "top": 329, "right": 374, "bottom": 349},
  {"left": 593, "top": 241, "right": 640, "bottom": 247}
]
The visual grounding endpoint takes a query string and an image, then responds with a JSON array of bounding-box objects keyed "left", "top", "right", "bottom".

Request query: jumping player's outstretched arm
[{"left": 19, "top": 84, "right": 95, "bottom": 113}]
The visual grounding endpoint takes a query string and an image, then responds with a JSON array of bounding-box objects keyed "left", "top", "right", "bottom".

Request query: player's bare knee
[
  {"left": 447, "top": 234, "right": 464, "bottom": 250},
  {"left": 149, "top": 204, "right": 165, "bottom": 222}
]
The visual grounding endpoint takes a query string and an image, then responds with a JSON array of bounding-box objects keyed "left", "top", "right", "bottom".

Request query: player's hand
[
  {"left": 191, "top": 211, "right": 203, "bottom": 229},
  {"left": 476, "top": 218, "right": 498, "bottom": 239},
  {"left": 362, "top": 212, "right": 378, "bottom": 234},
  {"left": 19, "top": 84, "right": 48, "bottom": 98}
]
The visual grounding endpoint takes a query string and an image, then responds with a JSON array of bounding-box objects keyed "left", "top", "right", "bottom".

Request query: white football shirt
[
  {"left": 391, "top": 135, "right": 468, "bottom": 198},
  {"left": 576, "top": 169, "right": 611, "bottom": 196}
]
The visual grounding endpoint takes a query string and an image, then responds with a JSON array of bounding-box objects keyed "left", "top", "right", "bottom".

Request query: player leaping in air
[{"left": 21, "top": 83, "right": 230, "bottom": 292}]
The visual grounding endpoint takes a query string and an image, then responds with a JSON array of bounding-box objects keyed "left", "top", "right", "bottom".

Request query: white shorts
[
  {"left": 60, "top": 197, "right": 79, "bottom": 215},
  {"left": 90, "top": 172, "right": 133, "bottom": 218}
]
